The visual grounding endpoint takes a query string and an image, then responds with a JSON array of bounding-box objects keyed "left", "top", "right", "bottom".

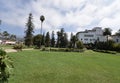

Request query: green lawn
[
  {"left": 8, "top": 50, "right": 120, "bottom": 83},
  {"left": 0, "top": 44, "right": 13, "bottom": 49}
]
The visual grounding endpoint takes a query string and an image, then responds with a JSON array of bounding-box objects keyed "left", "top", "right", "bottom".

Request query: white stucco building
[
  {"left": 2, "top": 40, "right": 16, "bottom": 45},
  {"left": 112, "top": 35, "right": 120, "bottom": 43},
  {"left": 0, "top": 39, "right": 16, "bottom": 45},
  {"left": 76, "top": 27, "right": 107, "bottom": 44}
]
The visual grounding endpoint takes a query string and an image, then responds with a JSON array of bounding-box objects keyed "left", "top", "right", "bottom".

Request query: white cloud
[{"left": 0, "top": 0, "right": 120, "bottom": 36}]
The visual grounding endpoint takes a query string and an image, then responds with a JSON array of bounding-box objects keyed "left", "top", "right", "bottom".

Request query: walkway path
[
  {"left": 5, "top": 49, "right": 17, "bottom": 53},
  {"left": 5, "top": 48, "right": 34, "bottom": 53}
]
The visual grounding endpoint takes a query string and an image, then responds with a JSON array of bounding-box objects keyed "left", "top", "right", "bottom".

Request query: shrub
[
  {"left": 93, "top": 49, "right": 117, "bottom": 54},
  {"left": 0, "top": 49, "right": 6, "bottom": 56},
  {"left": 42, "top": 47, "right": 46, "bottom": 51},
  {"left": 84, "top": 43, "right": 94, "bottom": 49},
  {"left": 114, "top": 43, "right": 120, "bottom": 52},
  {"left": 50, "top": 48, "right": 58, "bottom": 51},
  {"left": 13, "top": 44, "right": 24, "bottom": 51},
  {"left": 76, "top": 41, "right": 84, "bottom": 49},
  {"left": 58, "top": 48, "right": 66, "bottom": 52},
  {"left": 65, "top": 48, "right": 71, "bottom": 52},
  {"left": 0, "top": 49, "right": 14, "bottom": 82},
  {"left": 95, "top": 40, "right": 114, "bottom": 51},
  {"left": 73, "top": 49, "right": 85, "bottom": 52},
  {"left": 33, "top": 34, "right": 42, "bottom": 48}
]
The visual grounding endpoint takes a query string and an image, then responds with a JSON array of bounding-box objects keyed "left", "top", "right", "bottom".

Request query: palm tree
[
  {"left": 3, "top": 31, "right": 9, "bottom": 40},
  {"left": 40, "top": 15, "right": 45, "bottom": 35},
  {"left": 103, "top": 28, "right": 112, "bottom": 41},
  {"left": 72, "top": 35, "right": 78, "bottom": 48},
  {"left": 10, "top": 34, "right": 16, "bottom": 41}
]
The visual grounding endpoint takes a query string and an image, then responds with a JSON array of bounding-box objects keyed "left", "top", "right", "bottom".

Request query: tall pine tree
[
  {"left": 59, "top": 28, "right": 64, "bottom": 48},
  {"left": 25, "top": 13, "right": 34, "bottom": 47},
  {"left": 41, "top": 33, "right": 45, "bottom": 45},
  {"left": 56, "top": 31, "right": 60, "bottom": 47},
  {"left": 69, "top": 33, "right": 73, "bottom": 48},
  {"left": 63, "top": 33, "right": 68, "bottom": 48},
  {"left": 45, "top": 32, "right": 50, "bottom": 47},
  {"left": 56, "top": 28, "right": 68, "bottom": 48},
  {"left": 51, "top": 31, "right": 55, "bottom": 47}
]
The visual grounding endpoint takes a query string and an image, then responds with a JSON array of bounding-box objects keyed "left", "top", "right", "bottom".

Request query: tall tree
[
  {"left": 25, "top": 13, "right": 34, "bottom": 47},
  {"left": 71, "top": 35, "right": 78, "bottom": 48},
  {"left": 56, "top": 28, "right": 68, "bottom": 48},
  {"left": 41, "top": 33, "right": 45, "bottom": 45},
  {"left": 51, "top": 31, "right": 55, "bottom": 47},
  {"left": 10, "top": 34, "right": 16, "bottom": 41},
  {"left": 56, "top": 31, "right": 60, "bottom": 47},
  {"left": 45, "top": 32, "right": 50, "bottom": 47},
  {"left": 103, "top": 28, "right": 112, "bottom": 41},
  {"left": 69, "top": 33, "right": 73, "bottom": 48},
  {"left": 63, "top": 33, "right": 68, "bottom": 48},
  {"left": 59, "top": 28, "right": 65, "bottom": 47},
  {"left": 3, "top": 31, "right": 9, "bottom": 40},
  {"left": 40, "top": 15, "right": 45, "bottom": 35}
]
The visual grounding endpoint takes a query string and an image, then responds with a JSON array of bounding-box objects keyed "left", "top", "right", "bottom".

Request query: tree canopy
[
  {"left": 103, "top": 28, "right": 112, "bottom": 36},
  {"left": 24, "top": 13, "right": 34, "bottom": 47}
]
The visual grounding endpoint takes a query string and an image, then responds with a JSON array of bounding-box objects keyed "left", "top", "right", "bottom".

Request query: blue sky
[{"left": 0, "top": 0, "right": 120, "bottom": 38}]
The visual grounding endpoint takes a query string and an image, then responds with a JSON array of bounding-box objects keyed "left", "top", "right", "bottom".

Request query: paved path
[
  {"left": 5, "top": 49, "right": 17, "bottom": 53},
  {"left": 5, "top": 48, "right": 34, "bottom": 53}
]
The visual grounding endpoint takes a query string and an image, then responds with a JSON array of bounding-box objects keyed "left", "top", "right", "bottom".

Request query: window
[
  {"left": 97, "top": 37, "right": 99, "bottom": 41},
  {"left": 116, "top": 39, "right": 119, "bottom": 42},
  {"left": 84, "top": 39, "right": 88, "bottom": 41},
  {"left": 84, "top": 34, "right": 94, "bottom": 37}
]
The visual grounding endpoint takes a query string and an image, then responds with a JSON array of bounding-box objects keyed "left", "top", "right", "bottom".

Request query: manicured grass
[
  {"left": 8, "top": 50, "right": 120, "bottom": 83},
  {"left": 0, "top": 44, "right": 13, "bottom": 49}
]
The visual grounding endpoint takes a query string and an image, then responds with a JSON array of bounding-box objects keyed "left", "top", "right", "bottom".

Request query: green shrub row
[
  {"left": 93, "top": 49, "right": 117, "bottom": 54},
  {"left": 93, "top": 41, "right": 120, "bottom": 52},
  {"left": 42, "top": 47, "right": 85, "bottom": 52}
]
